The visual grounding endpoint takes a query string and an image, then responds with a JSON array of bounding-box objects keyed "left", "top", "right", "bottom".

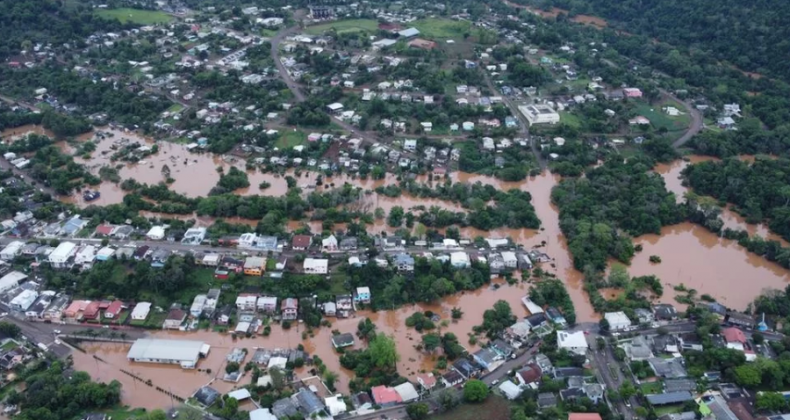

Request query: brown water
[{"left": 0, "top": 124, "right": 55, "bottom": 141}]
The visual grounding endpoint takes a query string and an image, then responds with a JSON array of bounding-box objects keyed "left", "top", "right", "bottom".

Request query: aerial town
[{"left": 1, "top": 0, "right": 790, "bottom": 420}]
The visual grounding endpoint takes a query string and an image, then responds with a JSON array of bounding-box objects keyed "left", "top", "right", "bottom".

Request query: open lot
[
  {"left": 428, "top": 396, "right": 511, "bottom": 420},
  {"left": 633, "top": 99, "right": 691, "bottom": 133},
  {"left": 412, "top": 18, "right": 471, "bottom": 40},
  {"left": 276, "top": 130, "right": 307, "bottom": 149},
  {"left": 95, "top": 8, "right": 173, "bottom": 24},
  {"left": 305, "top": 19, "right": 379, "bottom": 35}
]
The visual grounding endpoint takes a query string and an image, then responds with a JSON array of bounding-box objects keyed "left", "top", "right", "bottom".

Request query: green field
[
  {"left": 640, "top": 381, "right": 663, "bottom": 394},
  {"left": 95, "top": 8, "right": 172, "bottom": 25},
  {"left": 276, "top": 130, "right": 307, "bottom": 149},
  {"left": 412, "top": 18, "right": 472, "bottom": 40},
  {"left": 305, "top": 19, "right": 379, "bottom": 35},
  {"left": 633, "top": 100, "right": 691, "bottom": 133},
  {"left": 167, "top": 103, "right": 184, "bottom": 113},
  {"left": 559, "top": 111, "right": 583, "bottom": 129}
]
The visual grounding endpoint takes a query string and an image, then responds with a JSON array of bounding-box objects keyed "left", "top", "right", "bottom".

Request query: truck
[{"left": 37, "top": 343, "right": 48, "bottom": 352}]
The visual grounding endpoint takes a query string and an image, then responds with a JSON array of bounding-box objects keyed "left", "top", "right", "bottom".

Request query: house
[
  {"left": 303, "top": 258, "right": 328, "bottom": 274},
  {"left": 104, "top": 300, "right": 123, "bottom": 319},
  {"left": 191, "top": 295, "right": 207, "bottom": 318},
  {"left": 646, "top": 391, "right": 693, "bottom": 406},
  {"left": 648, "top": 357, "right": 688, "bottom": 379},
  {"left": 450, "top": 252, "right": 470, "bottom": 268},
  {"left": 243, "top": 257, "right": 266, "bottom": 276},
  {"left": 453, "top": 359, "right": 482, "bottom": 379},
  {"left": 332, "top": 333, "right": 355, "bottom": 349},
  {"left": 162, "top": 308, "right": 186, "bottom": 329},
  {"left": 339, "top": 237, "right": 358, "bottom": 250},
  {"left": 272, "top": 398, "right": 300, "bottom": 419},
  {"left": 722, "top": 327, "right": 755, "bottom": 360},
  {"left": 292, "top": 235, "right": 312, "bottom": 250},
  {"left": 0, "top": 241, "right": 24, "bottom": 261},
  {"left": 506, "top": 320, "right": 531, "bottom": 341},
  {"left": 726, "top": 312, "right": 754, "bottom": 328},
  {"left": 257, "top": 296, "right": 278, "bottom": 314},
  {"left": 538, "top": 393, "right": 558, "bottom": 409},
  {"left": 546, "top": 307, "right": 567, "bottom": 327},
  {"left": 281, "top": 298, "right": 298, "bottom": 320},
  {"left": 394, "top": 382, "right": 419, "bottom": 403},
  {"left": 569, "top": 414, "right": 603, "bottom": 420},
  {"left": 236, "top": 294, "right": 258, "bottom": 311},
  {"left": 442, "top": 370, "right": 464, "bottom": 387},
  {"left": 131, "top": 302, "right": 151, "bottom": 321},
  {"left": 473, "top": 348, "right": 502, "bottom": 371},
  {"left": 355, "top": 287, "right": 371, "bottom": 304},
  {"left": 325, "top": 301, "right": 337, "bottom": 316},
  {"left": 49, "top": 242, "right": 77, "bottom": 268},
  {"left": 394, "top": 253, "right": 415, "bottom": 271},
  {"left": 605, "top": 311, "right": 632, "bottom": 331},
  {"left": 634, "top": 308, "right": 654, "bottom": 324},
  {"left": 146, "top": 226, "right": 166, "bottom": 240},
  {"left": 518, "top": 104, "right": 560, "bottom": 125},
  {"left": 623, "top": 88, "right": 643, "bottom": 98},
  {"left": 654, "top": 304, "right": 678, "bottom": 321},
  {"left": 557, "top": 331, "right": 588, "bottom": 356},
  {"left": 499, "top": 381, "right": 522, "bottom": 400},
  {"left": 322, "top": 235, "right": 338, "bottom": 251},
  {"left": 371, "top": 386, "right": 402, "bottom": 407},
  {"left": 516, "top": 363, "right": 542, "bottom": 386},
  {"left": 416, "top": 373, "right": 437, "bottom": 390}
]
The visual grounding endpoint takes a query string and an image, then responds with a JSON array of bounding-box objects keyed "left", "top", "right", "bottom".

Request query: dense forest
[
  {"left": 537, "top": 0, "right": 790, "bottom": 83},
  {"left": 552, "top": 157, "right": 685, "bottom": 270},
  {"left": 683, "top": 157, "right": 790, "bottom": 241}
]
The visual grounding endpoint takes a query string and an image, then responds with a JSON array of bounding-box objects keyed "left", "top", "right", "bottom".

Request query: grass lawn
[
  {"left": 305, "top": 19, "right": 379, "bottom": 35},
  {"left": 0, "top": 341, "right": 18, "bottom": 351},
  {"left": 412, "top": 18, "right": 471, "bottom": 40},
  {"left": 640, "top": 381, "right": 663, "bottom": 394},
  {"left": 167, "top": 103, "right": 184, "bottom": 113},
  {"left": 559, "top": 111, "right": 583, "bottom": 129},
  {"left": 276, "top": 130, "right": 307, "bottom": 149},
  {"left": 633, "top": 100, "right": 691, "bottom": 133},
  {"left": 261, "top": 28, "right": 278, "bottom": 37},
  {"left": 98, "top": 407, "right": 148, "bottom": 420},
  {"left": 95, "top": 8, "right": 172, "bottom": 25},
  {"left": 429, "top": 396, "right": 511, "bottom": 420},
  {"left": 654, "top": 404, "right": 684, "bottom": 415}
]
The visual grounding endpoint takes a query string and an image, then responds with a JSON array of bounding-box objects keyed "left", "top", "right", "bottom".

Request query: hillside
[{"left": 538, "top": 0, "right": 790, "bottom": 82}]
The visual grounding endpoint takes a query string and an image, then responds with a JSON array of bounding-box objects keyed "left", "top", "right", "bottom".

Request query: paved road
[
  {"left": 481, "top": 341, "right": 540, "bottom": 386},
  {"left": 347, "top": 405, "right": 408, "bottom": 420},
  {"left": 270, "top": 25, "right": 306, "bottom": 102},
  {"left": 664, "top": 88, "right": 703, "bottom": 148},
  {"left": 587, "top": 332, "right": 635, "bottom": 420}
]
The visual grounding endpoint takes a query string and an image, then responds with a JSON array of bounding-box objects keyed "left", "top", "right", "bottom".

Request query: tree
[
  {"left": 270, "top": 367, "right": 285, "bottom": 391},
  {"left": 463, "top": 379, "right": 489, "bottom": 402},
  {"left": 406, "top": 402, "right": 430, "bottom": 420},
  {"left": 451, "top": 307, "right": 464, "bottom": 320},
  {"left": 0, "top": 322, "right": 21, "bottom": 338},
  {"left": 618, "top": 381, "right": 636, "bottom": 400},
  {"left": 598, "top": 318, "right": 610, "bottom": 333},
  {"left": 422, "top": 333, "right": 441, "bottom": 353},
  {"left": 734, "top": 364, "right": 762, "bottom": 388},
  {"left": 147, "top": 410, "right": 167, "bottom": 420},
  {"left": 225, "top": 362, "right": 240, "bottom": 374},
  {"left": 757, "top": 391, "right": 788, "bottom": 411},
  {"left": 368, "top": 334, "right": 400, "bottom": 369}
]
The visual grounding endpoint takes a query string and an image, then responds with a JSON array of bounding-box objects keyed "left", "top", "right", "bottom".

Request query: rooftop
[{"left": 127, "top": 339, "right": 206, "bottom": 363}]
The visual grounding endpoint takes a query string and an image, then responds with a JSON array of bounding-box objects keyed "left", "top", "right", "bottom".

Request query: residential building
[
  {"left": 104, "top": 300, "right": 123, "bottom": 319},
  {"left": 654, "top": 304, "right": 678, "bottom": 321},
  {"left": 281, "top": 298, "right": 298, "bottom": 320},
  {"left": 517, "top": 363, "right": 542, "bottom": 386},
  {"left": 0, "top": 241, "right": 24, "bottom": 261},
  {"left": 605, "top": 311, "right": 632, "bottom": 331},
  {"left": 331, "top": 333, "right": 355, "bottom": 349},
  {"left": 163, "top": 308, "right": 187, "bottom": 329},
  {"left": 450, "top": 252, "right": 470, "bottom": 268},
  {"left": 191, "top": 295, "right": 207, "bottom": 317},
  {"left": 131, "top": 302, "right": 151, "bottom": 321},
  {"left": 291, "top": 235, "right": 312, "bottom": 250},
  {"left": 49, "top": 241, "right": 77, "bottom": 268},
  {"left": 126, "top": 338, "right": 208, "bottom": 369},
  {"left": 303, "top": 258, "right": 328, "bottom": 274},
  {"left": 416, "top": 373, "right": 437, "bottom": 391},
  {"left": 726, "top": 312, "right": 754, "bottom": 328},
  {"left": 322, "top": 235, "right": 338, "bottom": 251},
  {"left": 236, "top": 294, "right": 258, "bottom": 311},
  {"left": 518, "top": 104, "right": 560, "bottom": 125},
  {"left": 243, "top": 257, "right": 266, "bottom": 276},
  {"left": 257, "top": 296, "right": 277, "bottom": 314},
  {"left": 371, "top": 385, "right": 402, "bottom": 407},
  {"left": 394, "top": 253, "right": 415, "bottom": 271},
  {"left": 355, "top": 287, "right": 371, "bottom": 304},
  {"left": 557, "top": 331, "right": 588, "bottom": 355}
]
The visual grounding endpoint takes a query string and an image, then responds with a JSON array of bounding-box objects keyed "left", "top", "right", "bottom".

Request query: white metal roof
[
  {"left": 304, "top": 258, "right": 328, "bottom": 269},
  {"left": 127, "top": 339, "right": 205, "bottom": 363},
  {"left": 604, "top": 311, "right": 632, "bottom": 329},
  {"left": 227, "top": 389, "right": 251, "bottom": 401},
  {"left": 0, "top": 271, "right": 26, "bottom": 292},
  {"left": 393, "top": 382, "right": 419, "bottom": 402},
  {"left": 131, "top": 302, "right": 151, "bottom": 319},
  {"left": 49, "top": 242, "right": 77, "bottom": 262},
  {"left": 557, "top": 331, "right": 587, "bottom": 349}
]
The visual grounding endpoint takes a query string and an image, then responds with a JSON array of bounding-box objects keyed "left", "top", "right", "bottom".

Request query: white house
[
  {"left": 304, "top": 258, "right": 328, "bottom": 274},
  {"left": 604, "top": 311, "right": 632, "bottom": 331},
  {"left": 557, "top": 331, "right": 588, "bottom": 356},
  {"left": 450, "top": 252, "right": 470, "bottom": 268},
  {"left": 322, "top": 235, "right": 338, "bottom": 252},
  {"left": 49, "top": 242, "right": 77, "bottom": 269},
  {"left": 235, "top": 294, "right": 258, "bottom": 311},
  {"left": 131, "top": 302, "right": 152, "bottom": 321},
  {"left": 0, "top": 241, "right": 25, "bottom": 261},
  {"left": 146, "top": 226, "right": 166, "bottom": 240}
]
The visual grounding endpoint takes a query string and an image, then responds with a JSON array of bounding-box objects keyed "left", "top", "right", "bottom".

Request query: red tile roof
[
  {"left": 722, "top": 327, "right": 747, "bottom": 344},
  {"left": 94, "top": 224, "right": 114, "bottom": 236},
  {"left": 518, "top": 363, "right": 543, "bottom": 384},
  {"left": 568, "top": 414, "right": 603, "bottom": 420},
  {"left": 416, "top": 373, "right": 437, "bottom": 388},
  {"left": 105, "top": 300, "right": 123, "bottom": 316},
  {"left": 292, "top": 235, "right": 312, "bottom": 248},
  {"left": 83, "top": 301, "right": 101, "bottom": 318},
  {"left": 371, "top": 385, "right": 402, "bottom": 405}
]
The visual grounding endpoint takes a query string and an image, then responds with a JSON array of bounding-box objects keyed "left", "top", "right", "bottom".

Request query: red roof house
[
  {"left": 722, "top": 327, "right": 747, "bottom": 344},
  {"left": 416, "top": 373, "right": 437, "bottom": 390},
  {"left": 83, "top": 301, "right": 101, "bottom": 320},
  {"left": 291, "top": 235, "right": 312, "bottom": 250},
  {"left": 94, "top": 224, "right": 114, "bottom": 236},
  {"left": 516, "top": 363, "right": 543, "bottom": 386},
  {"left": 371, "top": 385, "right": 402, "bottom": 406},
  {"left": 569, "top": 414, "right": 603, "bottom": 420},
  {"left": 104, "top": 300, "right": 123, "bottom": 319}
]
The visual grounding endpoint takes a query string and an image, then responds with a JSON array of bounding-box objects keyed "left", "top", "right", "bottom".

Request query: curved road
[{"left": 662, "top": 88, "right": 703, "bottom": 148}]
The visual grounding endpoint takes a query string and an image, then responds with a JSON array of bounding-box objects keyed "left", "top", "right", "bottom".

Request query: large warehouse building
[
  {"left": 518, "top": 104, "right": 560, "bottom": 125},
  {"left": 127, "top": 339, "right": 210, "bottom": 369}
]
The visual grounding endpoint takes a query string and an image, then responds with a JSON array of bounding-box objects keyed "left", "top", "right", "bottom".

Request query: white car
[{"left": 53, "top": 329, "right": 61, "bottom": 334}]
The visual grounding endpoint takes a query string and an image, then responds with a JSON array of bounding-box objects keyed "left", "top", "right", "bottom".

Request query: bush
[{"left": 649, "top": 255, "right": 662, "bottom": 263}]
